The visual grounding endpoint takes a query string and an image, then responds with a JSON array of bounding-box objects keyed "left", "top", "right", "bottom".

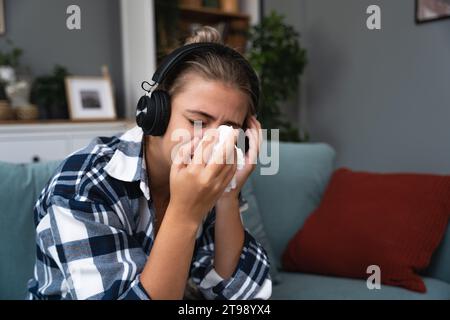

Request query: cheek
[
  {"left": 166, "top": 112, "right": 189, "bottom": 133},
  {"left": 160, "top": 115, "right": 195, "bottom": 163},
  {"left": 164, "top": 114, "right": 194, "bottom": 143}
]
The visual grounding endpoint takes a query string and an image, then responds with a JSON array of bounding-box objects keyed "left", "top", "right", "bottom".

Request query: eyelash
[
  {"left": 189, "top": 119, "right": 207, "bottom": 127},
  {"left": 188, "top": 119, "right": 241, "bottom": 129}
]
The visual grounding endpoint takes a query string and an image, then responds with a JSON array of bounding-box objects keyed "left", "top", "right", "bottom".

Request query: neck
[{"left": 144, "top": 136, "right": 171, "bottom": 199}]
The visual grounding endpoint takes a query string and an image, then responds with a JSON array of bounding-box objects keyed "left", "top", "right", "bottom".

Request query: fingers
[
  {"left": 246, "top": 132, "right": 257, "bottom": 165},
  {"left": 245, "top": 116, "right": 262, "bottom": 165},
  {"left": 173, "top": 136, "right": 200, "bottom": 167},
  {"left": 224, "top": 130, "right": 238, "bottom": 165},
  {"left": 200, "top": 133, "right": 218, "bottom": 165},
  {"left": 248, "top": 115, "right": 262, "bottom": 151},
  {"left": 207, "top": 129, "right": 237, "bottom": 173},
  {"left": 216, "top": 146, "right": 237, "bottom": 180},
  {"left": 199, "top": 129, "right": 238, "bottom": 194},
  {"left": 192, "top": 131, "right": 218, "bottom": 166},
  {"left": 210, "top": 150, "right": 237, "bottom": 196}
]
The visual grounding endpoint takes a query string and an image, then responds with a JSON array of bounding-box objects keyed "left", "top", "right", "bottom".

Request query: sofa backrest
[
  {"left": 0, "top": 160, "right": 61, "bottom": 300},
  {"left": 250, "top": 141, "right": 450, "bottom": 284},
  {"left": 250, "top": 142, "right": 336, "bottom": 269},
  {"left": 2, "top": 142, "right": 449, "bottom": 300},
  {"left": 425, "top": 222, "right": 450, "bottom": 283}
]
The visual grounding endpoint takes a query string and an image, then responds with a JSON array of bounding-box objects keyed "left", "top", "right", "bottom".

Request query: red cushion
[{"left": 282, "top": 168, "right": 450, "bottom": 293}]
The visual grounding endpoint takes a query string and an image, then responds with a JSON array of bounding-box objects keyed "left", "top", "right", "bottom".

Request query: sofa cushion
[
  {"left": 0, "top": 160, "right": 61, "bottom": 300},
  {"left": 283, "top": 168, "right": 450, "bottom": 293},
  {"left": 241, "top": 179, "right": 281, "bottom": 284},
  {"left": 425, "top": 221, "right": 450, "bottom": 284},
  {"left": 250, "top": 142, "right": 336, "bottom": 268},
  {"left": 271, "top": 272, "right": 450, "bottom": 300}
]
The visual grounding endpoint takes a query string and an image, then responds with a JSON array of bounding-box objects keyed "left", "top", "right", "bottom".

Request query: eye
[{"left": 189, "top": 119, "right": 207, "bottom": 127}]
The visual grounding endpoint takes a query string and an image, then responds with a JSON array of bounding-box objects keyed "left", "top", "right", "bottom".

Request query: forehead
[{"left": 171, "top": 74, "right": 249, "bottom": 123}]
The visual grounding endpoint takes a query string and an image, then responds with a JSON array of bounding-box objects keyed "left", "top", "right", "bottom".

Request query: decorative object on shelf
[
  {"left": 5, "top": 79, "right": 38, "bottom": 120},
  {"left": 0, "top": 99, "right": 14, "bottom": 120},
  {"left": 203, "top": 0, "right": 219, "bottom": 9},
  {"left": 0, "top": 65, "right": 15, "bottom": 84},
  {"left": 180, "top": 0, "right": 202, "bottom": 8},
  {"left": 0, "top": 39, "right": 22, "bottom": 68},
  {"left": 247, "top": 11, "right": 308, "bottom": 142},
  {"left": 65, "top": 75, "right": 116, "bottom": 120},
  {"left": 101, "top": 64, "right": 111, "bottom": 79},
  {"left": 155, "top": 0, "right": 250, "bottom": 62},
  {"left": 15, "top": 104, "right": 38, "bottom": 120},
  {"left": 155, "top": 0, "right": 181, "bottom": 60},
  {"left": 0, "top": 65, "right": 13, "bottom": 101},
  {"left": 0, "top": 40, "right": 37, "bottom": 120},
  {"left": 416, "top": 0, "right": 450, "bottom": 23},
  {"left": 0, "top": 0, "right": 5, "bottom": 35},
  {"left": 219, "top": 0, "right": 238, "bottom": 13},
  {"left": 30, "top": 65, "right": 70, "bottom": 120},
  {"left": 0, "top": 39, "right": 23, "bottom": 101},
  {"left": 5, "top": 80, "right": 30, "bottom": 108}
]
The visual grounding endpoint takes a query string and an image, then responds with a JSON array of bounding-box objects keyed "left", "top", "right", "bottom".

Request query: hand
[
  {"left": 217, "top": 115, "right": 262, "bottom": 202},
  {"left": 169, "top": 130, "right": 238, "bottom": 226}
]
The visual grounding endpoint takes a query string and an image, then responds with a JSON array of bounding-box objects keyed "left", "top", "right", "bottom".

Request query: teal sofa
[{"left": 1, "top": 142, "right": 449, "bottom": 300}]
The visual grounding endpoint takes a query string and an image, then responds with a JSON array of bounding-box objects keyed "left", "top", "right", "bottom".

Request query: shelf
[
  {"left": 0, "top": 119, "right": 133, "bottom": 137},
  {"left": 179, "top": 5, "right": 250, "bottom": 20},
  {"left": 0, "top": 119, "right": 129, "bottom": 126},
  {"left": 155, "top": 3, "right": 251, "bottom": 62}
]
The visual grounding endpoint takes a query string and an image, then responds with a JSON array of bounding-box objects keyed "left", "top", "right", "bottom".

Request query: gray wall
[
  {"left": 266, "top": 0, "right": 450, "bottom": 174},
  {"left": 0, "top": 0, "right": 124, "bottom": 117}
]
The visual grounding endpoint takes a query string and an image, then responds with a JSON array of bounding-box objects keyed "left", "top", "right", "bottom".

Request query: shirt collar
[{"left": 104, "top": 126, "right": 151, "bottom": 201}]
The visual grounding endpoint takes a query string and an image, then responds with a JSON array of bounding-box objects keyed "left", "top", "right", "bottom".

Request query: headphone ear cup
[
  {"left": 151, "top": 90, "right": 170, "bottom": 136},
  {"left": 136, "top": 95, "right": 153, "bottom": 134},
  {"left": 158, "top": 90, "right": 171, "bottom": 135},
  {"left": 136, "top": 90, "right": 171, "bottom": 136}
]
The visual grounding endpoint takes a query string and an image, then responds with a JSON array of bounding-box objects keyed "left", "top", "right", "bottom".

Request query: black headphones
[{"left": 136, "top": 42, "right": 260, "bottom": 136}]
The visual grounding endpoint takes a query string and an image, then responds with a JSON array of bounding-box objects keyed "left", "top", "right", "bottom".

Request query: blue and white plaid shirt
[{"left": 27, "top": 126, "right": 272, "bottom": 300}]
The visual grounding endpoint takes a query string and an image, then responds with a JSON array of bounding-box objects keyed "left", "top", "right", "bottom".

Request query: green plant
[
  {"left": 0, "top": 39, "right": 23, "bottom": 68},
  {"left": 247, "top": 11, "right": 307, "bottom": 142},
  {"left": 30, "top": 65, "right": 70, "bottom": 118}
]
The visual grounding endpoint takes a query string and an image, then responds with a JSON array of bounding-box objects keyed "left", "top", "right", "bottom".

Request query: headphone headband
[
  {"left": 152, "top": 43, "right": 217, "bottom": 84},
  {"left": 137, "top": 42, "right": 260, "bottom": 137},
  {"left": 150, "top": 42, "right": 260, "bottom": 111}
]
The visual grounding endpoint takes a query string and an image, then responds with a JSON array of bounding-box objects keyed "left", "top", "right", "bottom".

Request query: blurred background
[
  {"left": 0, "top": 0, "right": 449, "bottom": 173},
  {"left": 2, "top": 0, "right": 450, "bottom": 301}
]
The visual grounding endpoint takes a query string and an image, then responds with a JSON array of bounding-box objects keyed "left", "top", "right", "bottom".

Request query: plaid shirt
[{"left": 27, "top": 126, "right": 272, "bottom": 300}]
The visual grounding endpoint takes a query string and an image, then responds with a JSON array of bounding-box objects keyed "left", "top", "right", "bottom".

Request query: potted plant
[
  {"left": 30, "top": 65, "right": 70, "bottom": 119},
  {"left": 0, "top": 39, "right": 23, "bottom": 100},
  {"left": 247, "top": 11, "right": 308, "bottom": 142}
]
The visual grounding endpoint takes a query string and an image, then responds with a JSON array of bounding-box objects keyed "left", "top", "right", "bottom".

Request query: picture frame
[
  {"left": 416, "top": 0, "right": 450, "bottom": 24},
  {"left": 65, "top": 76, "right": 117, "bottom": 120},
  {"left": 0, "top": 0, "right": 5, "bottom": 35}
]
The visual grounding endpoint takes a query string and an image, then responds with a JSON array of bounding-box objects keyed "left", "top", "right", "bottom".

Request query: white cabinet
[{"left": 0, "top": 121, "right": 133, "bottom": 163}]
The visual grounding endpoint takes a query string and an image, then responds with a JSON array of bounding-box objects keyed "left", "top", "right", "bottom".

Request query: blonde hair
[{"left": 160, "top": 26, "right": 258, "bottom": 115}]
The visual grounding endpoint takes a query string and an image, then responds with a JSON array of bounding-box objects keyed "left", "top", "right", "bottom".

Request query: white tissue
[{"left": 210, "top": 125, "right": 245, "bottom": 192}]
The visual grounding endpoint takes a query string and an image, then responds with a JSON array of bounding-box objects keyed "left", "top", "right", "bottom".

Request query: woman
[{"left": 27, "top": 26, "right": 271, "bottom": 300}]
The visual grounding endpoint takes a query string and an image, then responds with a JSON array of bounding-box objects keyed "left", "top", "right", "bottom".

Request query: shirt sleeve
[
  {"left": 189, "top": 200, "right": 272, "bottom": 300},
  {"left": 33, "top": 195, "right": 151, "bottom": 300}
]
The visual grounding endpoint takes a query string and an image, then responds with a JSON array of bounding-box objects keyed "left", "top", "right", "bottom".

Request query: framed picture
[
  {"left": 0, "top": 0, "right": 5, "bottom": 34},
  {"left": 416, "top": 0, "right": 450, "bottom": 23},
  {"left": 65, "top": 76, "right": 116, "bottom": 120}
]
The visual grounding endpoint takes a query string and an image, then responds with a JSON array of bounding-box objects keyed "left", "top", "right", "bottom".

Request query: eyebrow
[{"left": 185, "top": 109, "right": 243, "bottom": 128}]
